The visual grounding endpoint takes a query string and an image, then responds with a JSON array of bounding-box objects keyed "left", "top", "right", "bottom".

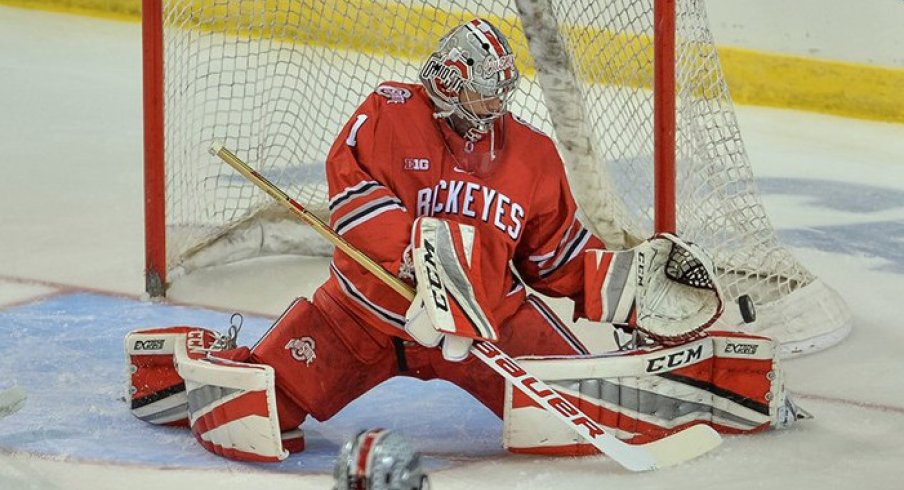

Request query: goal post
[
  {"left": 653, "top": 0, "right": 676, "bottom": 234},
  {"left": 142, "top": 0, "right": 852, "bottom": 356},
  {"left": 142, "top": 0, "right": 166, "bottom": 298}
]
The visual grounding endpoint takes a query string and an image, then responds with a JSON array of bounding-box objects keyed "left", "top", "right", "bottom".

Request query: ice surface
[
  {"left": 1, "top": 5, "right": 904, "bottom": 490},
  {"left": 0, "top": 293, "right": 501, "bottom": 470}
]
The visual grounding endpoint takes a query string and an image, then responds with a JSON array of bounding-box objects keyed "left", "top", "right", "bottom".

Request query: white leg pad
[
  {"left": 174, "top": 342, "right": 288, "bottom": 462},
  {"left": 504, "top": 332, "right": 791, "bottom": 456}
]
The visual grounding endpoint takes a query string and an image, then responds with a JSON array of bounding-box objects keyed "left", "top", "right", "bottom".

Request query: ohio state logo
[
  {"left": 420, "top": 55, "right": 466, "bottom": 98},
  {"left": 285, "top": 336, "right": 317, "bottom": 366}
]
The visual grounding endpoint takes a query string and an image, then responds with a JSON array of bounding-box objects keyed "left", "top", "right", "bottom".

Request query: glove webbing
[{"left": 665, "top": 243, "right": 715, "bottom": 290}]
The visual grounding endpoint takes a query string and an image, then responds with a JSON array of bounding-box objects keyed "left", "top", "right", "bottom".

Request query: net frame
[{"left": 141, "top": 0, "right": 852, "bottom": 356}]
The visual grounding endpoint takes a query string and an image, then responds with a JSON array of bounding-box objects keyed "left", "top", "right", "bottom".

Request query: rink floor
[{"left": 2, "top": 5, "right": 904, "bottom": 490}]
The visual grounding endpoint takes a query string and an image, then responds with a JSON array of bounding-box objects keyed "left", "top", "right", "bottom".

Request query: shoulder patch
[{"left": 375, "top": 84, "right": 412, "bottom": 104}]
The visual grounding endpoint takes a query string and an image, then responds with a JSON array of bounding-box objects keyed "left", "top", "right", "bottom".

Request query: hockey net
[{"left": 143, "top": 0, "right": 852, "bottom": 356}]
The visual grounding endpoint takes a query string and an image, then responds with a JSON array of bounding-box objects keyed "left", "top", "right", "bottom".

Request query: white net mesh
[{"left": 155, "top": 0, "right": 851, "bottom": 355}]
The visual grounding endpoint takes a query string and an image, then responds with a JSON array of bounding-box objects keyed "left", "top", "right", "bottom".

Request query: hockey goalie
[{"left": 125, "top": 18, "right": 808, "bottom": 467}]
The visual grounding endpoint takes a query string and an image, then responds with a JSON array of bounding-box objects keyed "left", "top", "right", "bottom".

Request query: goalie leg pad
[
  {"left": 175, "top": 344, "right": 289, "bottom": 462},
  {"left": 503, "top": 331, "right": 794, "bottom": 456},
  {"left": 125, "top": 326, "right": 218, "bottom": 426},
  {"left": 126, "top": 326, "right": 307, "bottom": 455}
]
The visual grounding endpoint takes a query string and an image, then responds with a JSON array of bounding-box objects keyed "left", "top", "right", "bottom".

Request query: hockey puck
[{"left": 738, "top": 294, "right": 757, "bottom": 323}]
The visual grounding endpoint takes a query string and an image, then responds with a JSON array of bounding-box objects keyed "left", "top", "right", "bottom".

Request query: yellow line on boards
[
  {"left": 2, "top": 0, "right": 140, "bottom": 21},
  {"left": 721, "top": 47, "right": 904, "bottom": 124},
  {"left": 2, "top": 0, "right": 902, "bottom": 124}
]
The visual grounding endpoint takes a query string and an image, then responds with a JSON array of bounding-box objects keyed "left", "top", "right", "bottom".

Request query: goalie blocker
[{"left": 503, "top": 330, "right": 809, "bottom": 455}]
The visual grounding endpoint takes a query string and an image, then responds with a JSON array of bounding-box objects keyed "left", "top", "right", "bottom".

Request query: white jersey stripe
[
  {"left": 334, "top": 198, "right": 406, "bottom": 236},
  {"left": 329, "top": 180, "right": 380, "bottom": 210},
  {"left": 540, "top": 228, "right": 591, "bottom": 278},
  {"left": 330, "top": 263, "right": 406, "bottom": 329}
]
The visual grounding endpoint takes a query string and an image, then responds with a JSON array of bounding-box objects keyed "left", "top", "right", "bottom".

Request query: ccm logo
[
  {"left": 646, "top": 344, "right": 704, "bottom": 373},
  {"left": 134, "top": 339, "right": 165, "bottom": 351},
  {"left": 636, "top": 251, "right": 647, "bottom": 287},
  {"left": 724, "top": 342, "right": 758, "bottom": 355},
  {"left": 404, "top": 158, "right": 430, "bottom": 171},
  {"left": 422, "top": 240, "right": 449, "bottom": 312}
]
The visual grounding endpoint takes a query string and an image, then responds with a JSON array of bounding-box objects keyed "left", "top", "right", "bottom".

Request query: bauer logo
[
  {"left": 285, "top": 337, "right": 317, "bottom": 366},
  {"left": 724, "top": 342, "right": 758, "bottom": 356},
  {"left": 404, "top": 158, "right": 430, "bottom": 171},
  {"left": 133, "top": 339, "right": 165, "bottom": 351}
]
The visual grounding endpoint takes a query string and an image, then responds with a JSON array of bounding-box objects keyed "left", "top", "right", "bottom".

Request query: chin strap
[{"left": 441, "top": 113, "right": 504, "bottom": 165}]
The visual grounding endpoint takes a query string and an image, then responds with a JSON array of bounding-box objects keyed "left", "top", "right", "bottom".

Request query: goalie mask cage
[{"left": 142, "top": 0, "right": 852, "bottom": 356}]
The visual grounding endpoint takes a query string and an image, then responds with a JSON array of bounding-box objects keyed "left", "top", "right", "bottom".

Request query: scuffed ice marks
[
  {"left": 759, "top": 177, "right": 904, "bottom": 273},
  {"left": 759, "top": 178, "right": 904, "bottom": 214}
]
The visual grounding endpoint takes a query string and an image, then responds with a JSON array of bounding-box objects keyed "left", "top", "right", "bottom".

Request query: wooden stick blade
[{"left": 640, "top": 423, "right": 722, "bottom": 469}]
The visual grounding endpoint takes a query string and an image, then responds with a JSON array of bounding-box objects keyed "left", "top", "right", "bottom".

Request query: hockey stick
[
  {"left": 0, "top": 386, "right": 27, "bottom": 420},
  {"left": 209, "top": 143, "right": 721, "bottom": 471}
]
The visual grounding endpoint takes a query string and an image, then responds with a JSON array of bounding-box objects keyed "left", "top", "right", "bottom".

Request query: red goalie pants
[{"left": 249, "top": 289, "right": 587, "bottom": 431}]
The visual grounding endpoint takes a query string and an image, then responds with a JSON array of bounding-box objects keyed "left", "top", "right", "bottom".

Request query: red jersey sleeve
[
  {"left": 326, "top": 92, "right": 412, "bottom": 276},
  {"left": 514, "top": 148, "right": 604, "bottom": 314},
  {"left": 321, "top": 90, "right": 416, "bottom": 334}
]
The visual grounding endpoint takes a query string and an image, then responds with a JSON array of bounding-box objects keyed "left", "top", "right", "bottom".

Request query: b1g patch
[
  {"left": 403, "top": 157, "right": 430, "bottom": 171},
  {"left": 376, "top": 84, "right": 411, "bottom": 104}
]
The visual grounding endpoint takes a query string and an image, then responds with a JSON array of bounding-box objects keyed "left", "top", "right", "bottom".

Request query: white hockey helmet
[
  {"left": 419, "top": 18, "right": 520, "bottom": 134},
  {"left": 333, "top": 429, "right": 430, "bottom": 490}
]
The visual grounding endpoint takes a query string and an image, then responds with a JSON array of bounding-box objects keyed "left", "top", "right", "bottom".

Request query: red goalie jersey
[{"left": 320, "top": 82, "right": 604, "bottom": 339}]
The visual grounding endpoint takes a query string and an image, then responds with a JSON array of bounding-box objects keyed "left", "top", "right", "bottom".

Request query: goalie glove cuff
[{"left": 584, "top": 233, "right": 724, "bottom": 344}]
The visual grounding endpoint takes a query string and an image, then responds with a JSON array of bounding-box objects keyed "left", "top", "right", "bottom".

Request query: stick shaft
[{"left": 211, "top": 144, "right": 414, "bottom": 301}]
